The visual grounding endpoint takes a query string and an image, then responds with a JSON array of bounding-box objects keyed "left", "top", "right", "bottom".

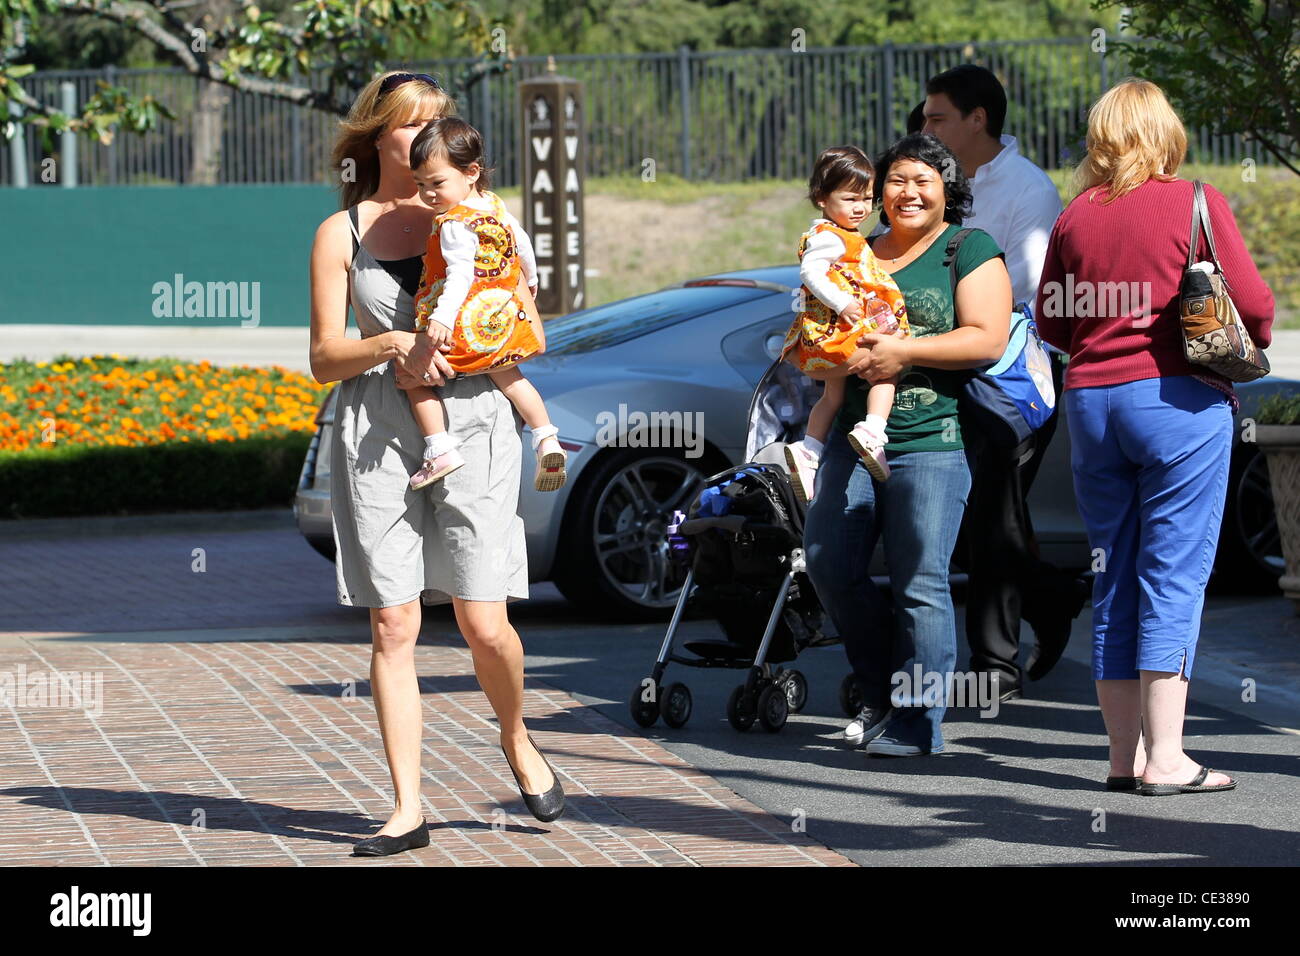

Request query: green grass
[{"left": 507, "top": 164, "right": 1299, "bottom": 326}]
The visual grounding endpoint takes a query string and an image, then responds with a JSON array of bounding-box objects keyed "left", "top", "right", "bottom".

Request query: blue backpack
[{"left": 944, "top": 229, "right": 1058, "bottom": 451}]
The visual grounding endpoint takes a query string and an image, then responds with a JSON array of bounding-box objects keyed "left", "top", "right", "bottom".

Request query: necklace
[{"left": 881, "top": 221, "right": 948, "bottom": 266}]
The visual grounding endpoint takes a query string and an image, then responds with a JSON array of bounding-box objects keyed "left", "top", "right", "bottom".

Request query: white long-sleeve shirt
[
  {"left": 798, "top": 221, "right": 856, "bottom": 315},
  {"left": 426, "top": 192, "right": 538, "bottom": 330},
  {"left": 964, "top": 134, "right": 1063, "bottom": 309}
]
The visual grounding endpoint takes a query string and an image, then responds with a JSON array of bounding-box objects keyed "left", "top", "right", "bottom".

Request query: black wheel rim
[
  {"left": 764, "top": 688, "right": 786, "bottom": 722},
  {"left": 785, "top": 674, "right": 806, "bottom": 709},
  {"left": 1236, "top": 453, "right": 1284, "bottom": 575},
  {"left": 665, "top": 687, "right": 687, "bottom": 722},
  {"left": 591, "top": 456, "right": 705, "bottom": 609}
]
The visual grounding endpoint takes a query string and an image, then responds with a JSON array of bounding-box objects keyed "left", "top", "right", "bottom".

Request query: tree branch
[{"left": 59, "top": 0, "right": 351, "bottom": 113}]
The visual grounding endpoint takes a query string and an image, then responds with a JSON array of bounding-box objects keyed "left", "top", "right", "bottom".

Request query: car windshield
[{"left": 543, "top": 285, "right": 771, "bottom": 355}]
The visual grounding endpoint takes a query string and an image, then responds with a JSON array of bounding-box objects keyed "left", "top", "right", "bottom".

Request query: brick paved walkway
[{"left": 0, "top": 632, "right": 852, "bottom": 866}]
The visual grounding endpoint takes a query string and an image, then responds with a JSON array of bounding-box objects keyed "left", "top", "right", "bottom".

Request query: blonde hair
[
  {"left": 330, "top": 70, "right": 458, "bottom": 209},
  {"left": 1074, "top": 78, "right": 1187, "bottom": 204}
]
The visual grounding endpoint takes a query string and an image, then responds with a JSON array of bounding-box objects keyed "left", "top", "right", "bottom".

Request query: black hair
[
  {"left": 872, "top": 132, "right": 973, "bottom": 228},
  {"left": 807, "top": 145, "right": 874, "bottom": 207},
  {"left": 906, "top": 101, "right": 925, "bottom": 135},
  {"left": 926, "top": 64, "right": 1007, "bottom": 138},
  {"left": 409, "top": 116, "right": 495, "bottom": 190}
]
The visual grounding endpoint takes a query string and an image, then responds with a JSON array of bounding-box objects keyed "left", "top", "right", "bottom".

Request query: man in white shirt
[
  {"left": 920, "top": 67, "right": 1062, "bottom": 307},
  {"left": 920, "top": 64, "right": 1087, "bottom": 698}
]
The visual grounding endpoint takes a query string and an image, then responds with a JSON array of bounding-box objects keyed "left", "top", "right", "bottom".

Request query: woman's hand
[
  {"left": 392, "top": 330, "right": 456, "bottom": 388},
  {"left": 852, "top": 328, "right": 912, "bottom": 382}
]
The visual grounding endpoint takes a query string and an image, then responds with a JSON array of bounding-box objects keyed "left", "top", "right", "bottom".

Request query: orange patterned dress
[
  {"left": 412, "top": 190, "right": 541, "bottom": 376},
  {"left": 782, "top": 220, "right": 910, "bottom": 373}
]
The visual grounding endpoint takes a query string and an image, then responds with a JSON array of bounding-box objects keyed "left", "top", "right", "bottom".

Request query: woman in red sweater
[{"left": 1035, "top": 79, "right": 1273, "bottom": 796}]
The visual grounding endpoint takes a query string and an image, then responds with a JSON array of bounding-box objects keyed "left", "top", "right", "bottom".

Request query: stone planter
[{"left": 1256, "top": 425, "right": 1300, "bottom": 612}]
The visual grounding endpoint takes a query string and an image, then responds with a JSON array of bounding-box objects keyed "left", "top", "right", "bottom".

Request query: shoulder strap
[
  {"left": 1189, "top": 180, "right": 1231, "bottom": 292},
  {"left": 942, "top": 227, "right": 975, "bottom": 294},
  {"left": 346, "top": 205, "right": 361, "bottom": 259}
]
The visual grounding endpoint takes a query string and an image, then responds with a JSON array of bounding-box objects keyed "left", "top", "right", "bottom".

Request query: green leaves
[
  {"left": 1096, "top": 0, "right": 1300, "bottom": 176},
  {"left": 1, "top": 0, "right": 500, "bottom": 146}
]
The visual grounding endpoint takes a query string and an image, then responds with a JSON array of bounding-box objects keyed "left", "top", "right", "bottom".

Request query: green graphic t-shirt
[{"left": 833, "top": 223, "right": 1004, "bottom": 453}]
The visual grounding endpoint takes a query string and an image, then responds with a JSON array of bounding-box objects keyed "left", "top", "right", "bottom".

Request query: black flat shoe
[
  {"left": 502, "top": 732, "right": 566, "bottom": 823},
  {"left": 1106, "top": 776, "right": 1141, "bottom": 792},
  {"left": 351, "top": 818, "right": 430, "bottom": 857}
]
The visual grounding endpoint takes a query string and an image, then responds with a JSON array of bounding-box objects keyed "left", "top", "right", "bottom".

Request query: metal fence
[{"left": 2, "top": 38, "right": 1273, "bottom": 189}]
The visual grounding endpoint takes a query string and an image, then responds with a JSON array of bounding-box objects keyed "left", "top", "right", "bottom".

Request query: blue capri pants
[{"left": 1065, "top": 375, "right": 1232, "bottom": 680}]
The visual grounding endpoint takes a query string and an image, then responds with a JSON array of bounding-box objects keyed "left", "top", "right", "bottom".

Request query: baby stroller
[{"left": 627, "top": 356, "right": 865, "bottom": 733}]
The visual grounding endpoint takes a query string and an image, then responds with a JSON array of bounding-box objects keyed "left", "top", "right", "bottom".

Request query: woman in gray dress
[{"left": 308, "top": 70, "right": 564, "bottom": 856}]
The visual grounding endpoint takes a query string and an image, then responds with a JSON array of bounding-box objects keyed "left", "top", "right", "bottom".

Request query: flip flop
[
  {"left": 1105, "top": 776, "right": 1141, "bottom": 792},
  {"left": 1138, "top": 765, "right": 1236, "bottom": 796}
]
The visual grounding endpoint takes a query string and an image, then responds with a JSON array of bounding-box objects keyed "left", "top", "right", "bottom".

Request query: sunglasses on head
[{"left": 378, "top": 72, "right": 441, "bottom": 97}]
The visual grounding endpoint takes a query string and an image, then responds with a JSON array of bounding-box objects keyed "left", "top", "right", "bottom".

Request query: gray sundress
[{"left": 330, "top": 205, "right": 529, "bottom": 608}]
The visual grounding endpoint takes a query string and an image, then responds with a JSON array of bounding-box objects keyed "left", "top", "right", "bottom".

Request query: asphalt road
[{"left": 508, "top": 581, "right": 1300, "bottom": 867}]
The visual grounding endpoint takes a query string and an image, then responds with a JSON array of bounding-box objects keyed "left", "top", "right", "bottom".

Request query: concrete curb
[{"left": 0, "top": 507, "right": 297, "bottom": 539}]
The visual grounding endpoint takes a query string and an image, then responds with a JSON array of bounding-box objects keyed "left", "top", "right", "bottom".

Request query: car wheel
[
  {"left": 553, "top": 448, "right": 713, "bottom": 620},
  {"left": 1213, "top": 445, "right": 1284, "bottom": 592},
  {"left": 305, "top": 536, "right": 336, "bottom": 562}
]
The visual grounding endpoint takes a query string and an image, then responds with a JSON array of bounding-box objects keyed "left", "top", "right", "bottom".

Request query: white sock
[
  {"left": 801, "top": 435, "right": 824, "bottom": 458},
  {"left": 531, "top": 423, "right": 559, "bottom": 451},
  {"left": 424, "top": 432, "right": 454, "bottom": 459},
  {"left": 863, "top": 415, "right": 888, "bottom": 440}
]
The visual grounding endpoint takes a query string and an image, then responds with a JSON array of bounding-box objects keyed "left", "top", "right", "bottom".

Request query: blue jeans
[
  {"left": 1065, "top": 376, "right": 1232, "bottom": 680},
  {"left": 804, "top": 427, "right": 972, "bottom": 752}
]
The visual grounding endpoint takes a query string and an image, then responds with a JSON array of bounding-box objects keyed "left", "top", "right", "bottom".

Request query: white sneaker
[
  {"left": 844, "top": 705, "right": 892, "bottom": 747},
  {"left": 866, "top": 737, "right": 943, "bottom": 757},
  {"left": 848, "top": 423, "right": 890, "bottom": 482},
  {"left": 784, "top": 441, "right": 819, "bottom": 504}
]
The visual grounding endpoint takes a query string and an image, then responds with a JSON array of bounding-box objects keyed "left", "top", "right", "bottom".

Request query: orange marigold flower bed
[{"left": 0, "top": 355, "right": 329, "bottom": 454}]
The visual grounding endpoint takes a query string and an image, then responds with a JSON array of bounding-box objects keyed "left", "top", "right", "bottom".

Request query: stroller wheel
[
  {"left": 726, "top": 685, "right": 756, "bottom": 732},
  {"left": 661, "top": 682, "right": 693, "bottom": 728},
  {"left": 782, "top": 670, "right": 808, "bottom": 713},
  {"left": 838, "top": 673, "right": 864, "bottom": 717},
  {"left": 757, "top": 684, "right": 789, "bottom": 733},
  {"left": 629, "top": 678, "right": 661, "bottom": 728}
]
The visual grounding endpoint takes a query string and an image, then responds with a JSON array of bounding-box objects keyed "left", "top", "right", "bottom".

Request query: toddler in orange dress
[
  {"left": 404, "top": 116, "right": 567, "bottom": 493},
  {"left": 781, "top": 145, "right": 910, "bottom": 500}
]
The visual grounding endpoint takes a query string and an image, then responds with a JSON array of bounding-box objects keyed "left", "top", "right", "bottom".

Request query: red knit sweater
[{"left": 1034, "top": 177, "right": 1274, "bottom": 390}]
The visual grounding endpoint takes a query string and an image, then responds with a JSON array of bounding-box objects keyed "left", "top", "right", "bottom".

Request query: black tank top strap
[{"left": 347, "top": 205, "right": 361, "bottom": 262}]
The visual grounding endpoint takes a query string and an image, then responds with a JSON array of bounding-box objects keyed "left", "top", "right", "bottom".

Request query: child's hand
[
  {"left": 839, "top": 301, "right": 864, "bottom": 323},
  {"left": 423, "top": 322, "right": 454, "bottom": 349}
]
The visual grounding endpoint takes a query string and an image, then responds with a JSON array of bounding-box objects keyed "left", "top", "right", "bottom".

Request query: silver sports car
[{"left": 294, "top": 265, "right": 1288, "bottom": 617}]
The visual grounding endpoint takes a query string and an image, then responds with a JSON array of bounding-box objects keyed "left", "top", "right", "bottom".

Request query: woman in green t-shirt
[{"left": 803, "top": 133, "right": 1011, "bottom": 756}]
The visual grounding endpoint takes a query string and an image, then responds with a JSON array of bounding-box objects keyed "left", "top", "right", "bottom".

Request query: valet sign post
[{"left": 520, "top": 71, "right": 585, "bottom": 317}]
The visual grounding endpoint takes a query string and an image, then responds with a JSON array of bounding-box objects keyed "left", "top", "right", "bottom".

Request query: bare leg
[
  {"left": 452, "top": 598, "right": 554, "bottom": 794},
  {"left": 1095, "top": 678, "right": 1145, "bottom": 778},
  {"left": 865, "top": 378, "right": 897, "bottom": 422},
  {"left": 404, "top": 384, "right": 447, "bottom": 437},
  {"left": 368, "top": 600, "right": 426, "bottom": 836},
  {"left": 805, "top": 378, "right": 845, "bottom": 445},
  {"left": 1140, "top": 669, "right": 1232, "bottom": 786},
  {"left": 487, "top": 367, "right": 551, "bottom": 434}
]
